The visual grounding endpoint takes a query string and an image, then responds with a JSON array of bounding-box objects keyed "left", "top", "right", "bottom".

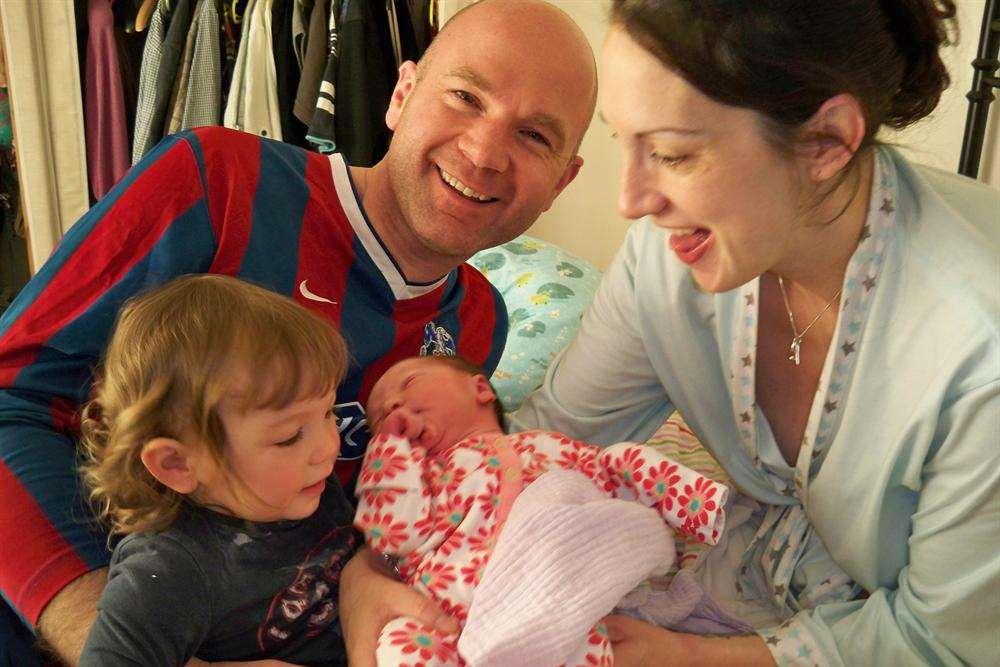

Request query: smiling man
[
  {"left": 366, "top": 0, "right": 597, "bottom": 279},
  {"left": 0, "top": 1, "right": 596, "bottom": 664}
]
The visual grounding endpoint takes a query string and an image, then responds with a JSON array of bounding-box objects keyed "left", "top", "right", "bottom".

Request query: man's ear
[
  {"left": 472, "top": 374, "right": 497, "bottom": 405},
  {"left": 386, "top": 61, "right": 419, "bottom": 131},
  {"left": 140, "top": 438, "right": 201, "bottom": 495},
  {"left": 543, "top": 155, "right": 584, "bottom": 212},
  {"left": 801, "top": 94, "right": 866, "bottom": 183}
]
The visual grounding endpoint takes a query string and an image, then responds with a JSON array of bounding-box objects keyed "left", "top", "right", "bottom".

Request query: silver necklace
[{"left": 776, "top": 276, "right": 843, "bottom": 366}]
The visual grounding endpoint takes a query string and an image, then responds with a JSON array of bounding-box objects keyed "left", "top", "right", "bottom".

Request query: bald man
[{"left": 0, "top": 1, "right": 597, "bottom": 664}]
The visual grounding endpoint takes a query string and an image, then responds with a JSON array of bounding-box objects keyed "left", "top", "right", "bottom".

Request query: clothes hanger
[
  {"left": 228, "top": 0, "right": 243, "bottom": 25},
  {"left": 133, "top": 0, "right": 157, "bottom": 32}
]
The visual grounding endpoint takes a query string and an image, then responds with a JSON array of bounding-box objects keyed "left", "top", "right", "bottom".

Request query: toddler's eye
[{"left": 275, "top": 430, "right": 304, "bottom": 447}]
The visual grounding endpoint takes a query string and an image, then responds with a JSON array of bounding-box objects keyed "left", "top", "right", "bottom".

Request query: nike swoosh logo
[{"left": 299, "top": 280, "right": 337, "bottom": 304}]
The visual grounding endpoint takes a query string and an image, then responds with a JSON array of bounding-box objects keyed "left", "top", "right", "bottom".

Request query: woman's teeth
[{"left": 439, "top": 168, "right": 493, "bottom": 202}]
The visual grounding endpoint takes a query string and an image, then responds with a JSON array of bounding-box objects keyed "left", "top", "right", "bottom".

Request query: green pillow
[{"left": 470, "top": 236, "right": 602, "bottom": 412}]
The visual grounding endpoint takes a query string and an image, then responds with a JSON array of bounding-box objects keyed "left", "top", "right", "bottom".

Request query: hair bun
[{"left": 879, "top": 0, "right": 957, "bottom": 128}]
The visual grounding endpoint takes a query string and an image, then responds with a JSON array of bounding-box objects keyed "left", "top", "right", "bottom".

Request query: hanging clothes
[
  {"left": 121, "top": 0, "right": 433, "bottom": 160},
  {"left": 0, "top": 52, "right": 27, "bottom": 313},
  {"left": 271, "top": 0, "right": 307, "bottom": 145},
  {"left": 132, "top": 0, "right": 196, "bottom": 163},
  {"left": 312, "top": 0, "right": 420, "bottom": 166},
  {"left": 291, "top": 0, "right": 308, "bottom": 69},
  {"left": 409, "top": 0, "right": 437, "bottom": 53},
  {"left": 293, "top": 0, "right": 329, "bottom": 126},
  {"left": 112, "top": 3, "right": 148, "bottom": 150},
  {"left": 224, "top": 0, "right": 283, "bottom": 140},
  {"left": 164, "top": 0, "right": 203, "bottom": 136},
  {"left": 85, "top": 0, "right": 130, "bottom": 199},
  {"left": 305, "top": 0, "right": 339, "bottom": 153},
  {"left": 178, "top": 0, "right": 222, "bottom": 131}
]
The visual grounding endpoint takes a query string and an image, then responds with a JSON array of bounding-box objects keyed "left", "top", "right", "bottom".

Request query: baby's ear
[
  {"left": 473, "top": 374, "right": 496, "bottom": 404},
  {"left": 140, "top": 438, "right": 201, "bottom": 495}
]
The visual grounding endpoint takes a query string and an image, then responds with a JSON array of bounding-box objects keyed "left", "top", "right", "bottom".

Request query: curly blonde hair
[{"left": 80, "top": 275, "right": 349, "bottom": 536}]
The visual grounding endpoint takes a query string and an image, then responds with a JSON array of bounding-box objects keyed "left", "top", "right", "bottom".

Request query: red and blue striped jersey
[{"left": 0, "top": 126, "right": 507, "bottom": 626}]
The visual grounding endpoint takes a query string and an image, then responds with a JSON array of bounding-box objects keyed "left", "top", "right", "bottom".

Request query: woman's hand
[
  {"left": 185, "top": 660, "right": 303, "bottom": 666},
  {"left": 603, "top": 614, "right": 678, "bottom": 665},
  {"left": 340, "top": 546, "right": 460, "bottom": 667},
  {"left": 603, "top": 614, "right": 777, "bottom": 667}
]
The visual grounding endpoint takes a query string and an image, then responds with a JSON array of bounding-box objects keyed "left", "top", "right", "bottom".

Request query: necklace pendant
[{"left": 789, "top": 338, "right": 802, "bottom": 366}]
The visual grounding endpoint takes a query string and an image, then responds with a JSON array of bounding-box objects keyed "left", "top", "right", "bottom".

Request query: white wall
[{"left": 445, "top": 0, "right": 999, "bottom": 270}]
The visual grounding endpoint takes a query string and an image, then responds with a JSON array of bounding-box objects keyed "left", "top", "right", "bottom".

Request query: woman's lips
[{"left": 668, "top": 229, "right": 712, "bottom": 265}]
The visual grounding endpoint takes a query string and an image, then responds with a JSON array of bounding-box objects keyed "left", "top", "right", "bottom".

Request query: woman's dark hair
[{"left": 609, "top": 0, "right": 957, "bottom": 154}]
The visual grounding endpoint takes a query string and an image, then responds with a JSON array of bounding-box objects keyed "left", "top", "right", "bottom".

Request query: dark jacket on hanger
[{"left": 321, "top": 0, "right": 420, "bottom": 167}]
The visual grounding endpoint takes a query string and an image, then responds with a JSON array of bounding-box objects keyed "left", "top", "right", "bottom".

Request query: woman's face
[{"left": 599, "top": 26, "right": 807, "bottom": 293}]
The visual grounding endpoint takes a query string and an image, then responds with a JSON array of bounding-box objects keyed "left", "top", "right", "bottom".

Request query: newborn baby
[{"left": 356, "top": 355, "right": 728, "bottom": 666}]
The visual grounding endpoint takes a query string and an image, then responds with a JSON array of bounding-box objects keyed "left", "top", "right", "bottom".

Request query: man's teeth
[
  {"left": 439, "top": 168, "right": 493, "bottom": 202},
  {"left": 671, "top": 228, "right": 701, "bottom": 236}
]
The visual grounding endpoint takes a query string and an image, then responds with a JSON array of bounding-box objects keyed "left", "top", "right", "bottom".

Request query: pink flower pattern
[
  {"left": 415, "top": 561, "right": 458, "bottom": 596},
  {"left": 643, "top": 461, "right": 682, "bottom": 511},
  {"left": 359, "top": 487, "right": 402, "bottom": 511},
  {"left": 677, "top": 476, "right": 720, "bottom": 534},
  {"left": 386, "top": 620, "right": 457, "bottom": 662},
  {"left": 475, "top": 479, "right": 502, "bottom": 517},
  {"left": 610, "top": 446, "right": 647, "bottom": 487},
  {"left": 356, "top": 430, "right": 728, "bottom": 666},
  {"left": 356, "top": 511, "right": 410, "bottom": 552},
  {"left": 359, "top": 439, "right": 410, "bottom": 485}
]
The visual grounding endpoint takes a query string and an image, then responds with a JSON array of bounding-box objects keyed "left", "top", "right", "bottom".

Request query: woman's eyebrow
[{"left": 596, "top": 111, "right": 704, "bottom": 136}]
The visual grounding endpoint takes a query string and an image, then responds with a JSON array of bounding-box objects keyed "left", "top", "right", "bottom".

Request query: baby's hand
[{"left": 378, "top": 407, "right": 427, "bottom": 441}]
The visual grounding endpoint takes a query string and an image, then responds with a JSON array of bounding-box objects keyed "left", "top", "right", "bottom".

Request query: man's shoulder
[
  {"left": 458, "top": 260, "right": 503, "bottom": 299},
  {"left": 177, "top": 126, "right": 312, "bottom": 168}
]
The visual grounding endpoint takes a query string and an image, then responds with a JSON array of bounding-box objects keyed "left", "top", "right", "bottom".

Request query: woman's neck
[{"left": 770, "top": 150, "right": 875, "bottom": 301}]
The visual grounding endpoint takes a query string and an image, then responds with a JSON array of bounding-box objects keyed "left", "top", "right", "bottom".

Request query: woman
[{"left": 342, "top": 1, "right": 999, "bottom": 665}]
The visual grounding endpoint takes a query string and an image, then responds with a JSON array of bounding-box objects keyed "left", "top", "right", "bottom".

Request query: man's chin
[
  {"left": 418, "top": 222, "right": 533, "bottom": 260},
  {"left": 414, "top": 230, "right": 486, "bottom": 263}
]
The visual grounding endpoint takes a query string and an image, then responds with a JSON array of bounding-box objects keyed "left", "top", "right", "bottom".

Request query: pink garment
[
  {"left": 355, "top": 430, "right": 729, "bottom": 666},
  {"left": 459, "top": 469, "right": 674, "bottom": 667},
  {"left": 85, "top": 0, "right": 130, "bottom": 199}
]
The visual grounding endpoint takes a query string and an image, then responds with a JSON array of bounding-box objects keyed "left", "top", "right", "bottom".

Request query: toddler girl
[{"left": 79, "top": 275, "right": 357, "bottom": 667}]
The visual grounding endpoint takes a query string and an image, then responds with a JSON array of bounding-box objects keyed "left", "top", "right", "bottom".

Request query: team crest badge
[
  {"left": 333, "top": 401, "right": 369, "bottom": 460},
  {"left": 420, "top": 321, "right": 457, "bottom": 357}
]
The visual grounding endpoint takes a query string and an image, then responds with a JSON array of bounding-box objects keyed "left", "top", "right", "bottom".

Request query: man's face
[{"left": 380, "top": 18, "right": 591, "bottom": 266}]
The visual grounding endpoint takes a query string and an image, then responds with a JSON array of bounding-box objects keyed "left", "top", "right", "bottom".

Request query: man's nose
[
  {"left": 618, "top": 155, "right": 668, "bottom": 220},
  {"left": 458, "top": 121, "right": 510, "bottom": 173}
]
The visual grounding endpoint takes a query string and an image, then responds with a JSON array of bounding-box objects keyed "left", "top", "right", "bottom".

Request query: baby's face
[{"left": 366, "top": 358, "right": 483, "bottom": 451}]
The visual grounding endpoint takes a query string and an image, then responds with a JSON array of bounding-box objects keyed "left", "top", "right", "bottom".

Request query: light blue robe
[{"left": 513, "top": 148, "right": 999, "bottom": 666}]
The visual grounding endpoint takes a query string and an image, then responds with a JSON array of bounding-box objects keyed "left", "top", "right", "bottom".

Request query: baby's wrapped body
[{"left": 355, "top": 429, "right": 729, "bottom": 666}]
